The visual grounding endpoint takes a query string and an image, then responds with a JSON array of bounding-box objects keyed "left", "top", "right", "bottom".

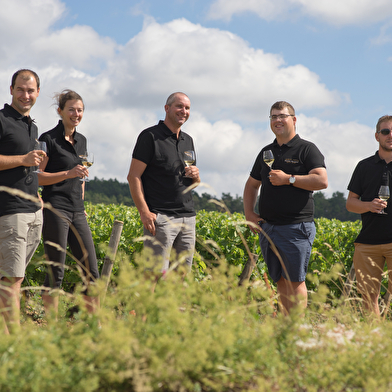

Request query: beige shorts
[
  {"left": 353, "top": 242, "right": 392, "bottom": 297},
  {"left": 143, "top": 214, "right": 196, "bottom": 272},
  {"left": 0, "top": 211, "right": 43, "bottom": 279}
]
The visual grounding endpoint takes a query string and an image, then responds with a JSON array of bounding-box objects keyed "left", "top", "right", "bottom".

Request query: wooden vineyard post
[
  {"left": 238, "top": 253, "right": 258, "bottom": 286},
  {"left": 342, "top": 262, "right": 356, "bottom": 298},
  {"left": 101, "top": 220, "right": 124, "bottom": 293}
]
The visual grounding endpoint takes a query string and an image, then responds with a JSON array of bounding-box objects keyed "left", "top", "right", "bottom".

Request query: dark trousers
[{"left": 42, "top": 208, "right": 99, "bottom": 289}]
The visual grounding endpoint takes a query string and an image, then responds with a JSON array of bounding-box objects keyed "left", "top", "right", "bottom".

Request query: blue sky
[{"left": 1, "top": 0, "right": 392, "bottom": 198}]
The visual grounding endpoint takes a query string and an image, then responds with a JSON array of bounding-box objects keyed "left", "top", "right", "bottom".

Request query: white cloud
[
  {"left": 80, "top": 108, "right": 158, "bottom": 183},
  {"left": 296, "top": 115, "right": 377, "bottom": 196},
  {"left": 207, "top": 0, "right": 392, "bottom": 26},
  {"left": 370, "top": 21, "right": 392, "bottom": 46},
  {"left": 208, "top": 0, "right": 293, "bottom": 22},
  {"left": 31, "top": 26, "right": 118, "bottom": 71},
  {"left": 190, "top": 114, "right": 378, "bottom": 199},
  {"left": 0, "top": 0, "right": 65, "bottom": 41},
  {"left": 188, "top": 113, "right": 266, "bottom": 171},
  {"left": 104, "top": 18, "right": 341, "bottom": 123},
  {"left": 0, "top": 0, "right": 64, "bottom": 66},
  {"left": 0, "top": 0, "right": 372, "bottom": 199},
  {"left": 0, "top": 0, "right": 117, "bottom": 72},
  {"left": 296, "top": 0, "right": 392, "bottom": 26}
]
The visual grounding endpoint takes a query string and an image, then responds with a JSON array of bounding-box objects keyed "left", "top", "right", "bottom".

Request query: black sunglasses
[{"left": 378, "top": 129, "right": 392, "bottom": 136}]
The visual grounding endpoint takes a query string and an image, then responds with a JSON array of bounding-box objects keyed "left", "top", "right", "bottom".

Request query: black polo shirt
[
  {"left": 347, "top": 152, "right": 392, "bottom": 244},
  {"left": 132, "top": 120, "right": 196, "bottom": 217},
  {"left": 39, "top": 121, "right": 86, "bottom": 212},
  {"left": 250, "top": 134, "right": 326, "bottom": 225},
  {"left": 0, "top": 104, "right": 40, "bottom": 217}
]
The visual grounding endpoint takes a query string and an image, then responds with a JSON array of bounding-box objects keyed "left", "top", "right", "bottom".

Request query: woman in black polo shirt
[{"left": 38, "top": 90, "right": 99, "bottom": 316}]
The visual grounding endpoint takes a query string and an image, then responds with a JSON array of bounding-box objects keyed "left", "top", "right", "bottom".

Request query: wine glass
[
  {"left": 263, "top": 150, "right": 274, "bottom": 169},
  {"left": 378, "top": 185, "right": 390, "bottom": 214},
  {"left": 183, "top": 150, "right": 195, "bottom": 177},
  {"left": 33, "top": 141, "right": 47, "bottom": 173},
  {"left": 79, "top": 152, "right": 94, "bottom": 182}
]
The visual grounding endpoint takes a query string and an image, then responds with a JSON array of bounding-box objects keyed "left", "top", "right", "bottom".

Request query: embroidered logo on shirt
[
  {"left": 25, "top": 174, "right": 34, "bottom": 185},
  {"left": 284, "top": 158, "right": 299, "bottom": 164}
]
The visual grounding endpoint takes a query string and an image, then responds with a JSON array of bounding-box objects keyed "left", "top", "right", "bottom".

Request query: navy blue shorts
[{"left": 258, "top": 222, "right": 316, "bottom": 283}]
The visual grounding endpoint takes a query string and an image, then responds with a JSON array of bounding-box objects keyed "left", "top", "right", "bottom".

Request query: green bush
[
  {"left": 4, "top": 261, "right": 392, "bottom": 391},
  {"left": 26, "top": 205, "right": 362, "bottom": 300},
  {"left": 24, "top": 203, "right": 144, "bottom": 292},
  {"left": 7, "top": 204, "right": 392, "bottom": 391},
  {"left": 308, "top": 218, "right": 361, "bottom": 297}
]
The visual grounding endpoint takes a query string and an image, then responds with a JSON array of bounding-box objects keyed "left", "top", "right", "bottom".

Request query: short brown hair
[
  {"left": 270, "top": 101, "right": 295, "bottom": 116},
  {"left": 11, "top": 69, "right": 40, "bottom": 89},
  {"left": 54, "top": 89, "right": 84, "bottom": 111},
  {"left": 376, "top": 115, "right": 392, "bottom": 133}
]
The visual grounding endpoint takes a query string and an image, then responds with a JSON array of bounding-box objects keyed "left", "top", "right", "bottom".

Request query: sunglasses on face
[{"left": 378, "top": 129, "right": 392, "bottom": 136}]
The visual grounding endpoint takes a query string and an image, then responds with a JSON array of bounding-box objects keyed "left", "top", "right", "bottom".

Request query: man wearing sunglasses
[
  {"left": 243, "top": 101, "right": 328, "bottom": 315},
  {"left": 347, "top": 115, "right": 392, "bottom": 316}
]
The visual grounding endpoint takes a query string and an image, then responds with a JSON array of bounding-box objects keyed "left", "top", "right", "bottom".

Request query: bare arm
[
  {"left": 37, "top": 156, "right": 88, "bottom": 186},
  {"left": 0, "top": 150, "right": 44, "bottom": 171},
  {"left": 127, "top": 158, "right": 157, "bottom": 235},
  {"left": 243, "top": 176, "right": 262, "bottom": 234},
  {"left": 346, "top": 190, "right": 386, "bottom": 215},
  {"left": 269, "top": 167, "right": 328, "bottom": 191}
]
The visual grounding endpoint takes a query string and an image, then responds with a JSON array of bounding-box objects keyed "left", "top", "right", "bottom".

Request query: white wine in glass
[
  {"left": 263, "top": 150, "right": 274, "bottom": 169},
  {"left": 183, "top": 150, "right": 195, "bottom": 177},
  {"left": 378, "top": 185, "right": 390, "bottom": 214},
  {"left": 79, "top": 152, "right": 94, "bottom": 182},
  {"left": 184, "top": 150, "right": 195, "bottom": 166},
  {"left": 33, "top": 141, "right": 47, "bottom": 173}
]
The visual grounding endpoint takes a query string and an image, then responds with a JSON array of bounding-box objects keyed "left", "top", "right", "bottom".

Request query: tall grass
[
  {"left": 2, "top": 201, "right": 391, "bottom": 391},
  {"left": 2, "top": 252, "right": 392, "bottom": 391}
]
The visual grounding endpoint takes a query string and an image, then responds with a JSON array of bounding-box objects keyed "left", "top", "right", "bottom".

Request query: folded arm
[
  {"left": 346, "top": 191, "right": 386, "bottom": 215},
  {"left": 269, "top": 167, "right": 328, "bottom": 191}
]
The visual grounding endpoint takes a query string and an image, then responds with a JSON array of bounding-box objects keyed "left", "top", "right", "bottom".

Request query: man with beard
[{"left": 347, "top": 115, "right": 392, "bottom": 316}]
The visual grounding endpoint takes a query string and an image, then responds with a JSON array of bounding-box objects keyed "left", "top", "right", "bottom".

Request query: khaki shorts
[
  {"left": 0, "top": 211, "right": 43, "bottom": 278},
  {"left": 353, "top": 242, "right": 392, "bottom": 297},
  {"left": 143, "top": 214, "right": 196, "bottom": 272}
]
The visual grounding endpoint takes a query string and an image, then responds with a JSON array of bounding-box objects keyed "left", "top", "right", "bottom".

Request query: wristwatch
[{"left": 289, "top": 175, "right": 296, "bottom": 185}]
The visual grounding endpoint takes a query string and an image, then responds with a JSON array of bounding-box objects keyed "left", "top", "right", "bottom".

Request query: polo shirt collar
[
  {"left": 58, "top": 120, "right": 82, "bottom": 144},
  {"left": 374, "top": 151, "right": 382, "bottom": 163},
  {"left": 3, "top": 103, "right": 35, "bottom": 124},
  {"left": 374, "top": 151, "right": 391, "bottom": 165},
  {"left": 272, "top": 133, "right": 300, "bottom": 148},
  {"left": 158, "top": 120, "right": 185, "bottom": 140}
]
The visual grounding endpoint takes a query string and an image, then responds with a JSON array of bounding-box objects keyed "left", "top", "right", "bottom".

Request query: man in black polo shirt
[
  {"left": 243, "top": 101, "right": 328, "bottom": 315},
  {"left": 346, "top": 115, "right": 392, "bottom": 316},
  {"left": 127, "top": 92, "right": 200, "bottom": 273},
  {"left": 0, "top": 69, "right": 44, "bottom": 333}
]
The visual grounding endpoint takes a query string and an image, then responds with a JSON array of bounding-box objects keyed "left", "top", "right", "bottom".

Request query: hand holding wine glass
[
  {"left": 378, "top": 185, "right": 390, "bottom": 214},
  {"left": 263, "top": 150, "right": 274, "bottom": 169},
  {"left": 33, "top": 141, "right": 47, "bottom": 173},
  {"left": 79, "top": 152, "right": 94, "bottom": 182},
  {"left": 183, "top": 150, "right": 195, "bottom": 178}
]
